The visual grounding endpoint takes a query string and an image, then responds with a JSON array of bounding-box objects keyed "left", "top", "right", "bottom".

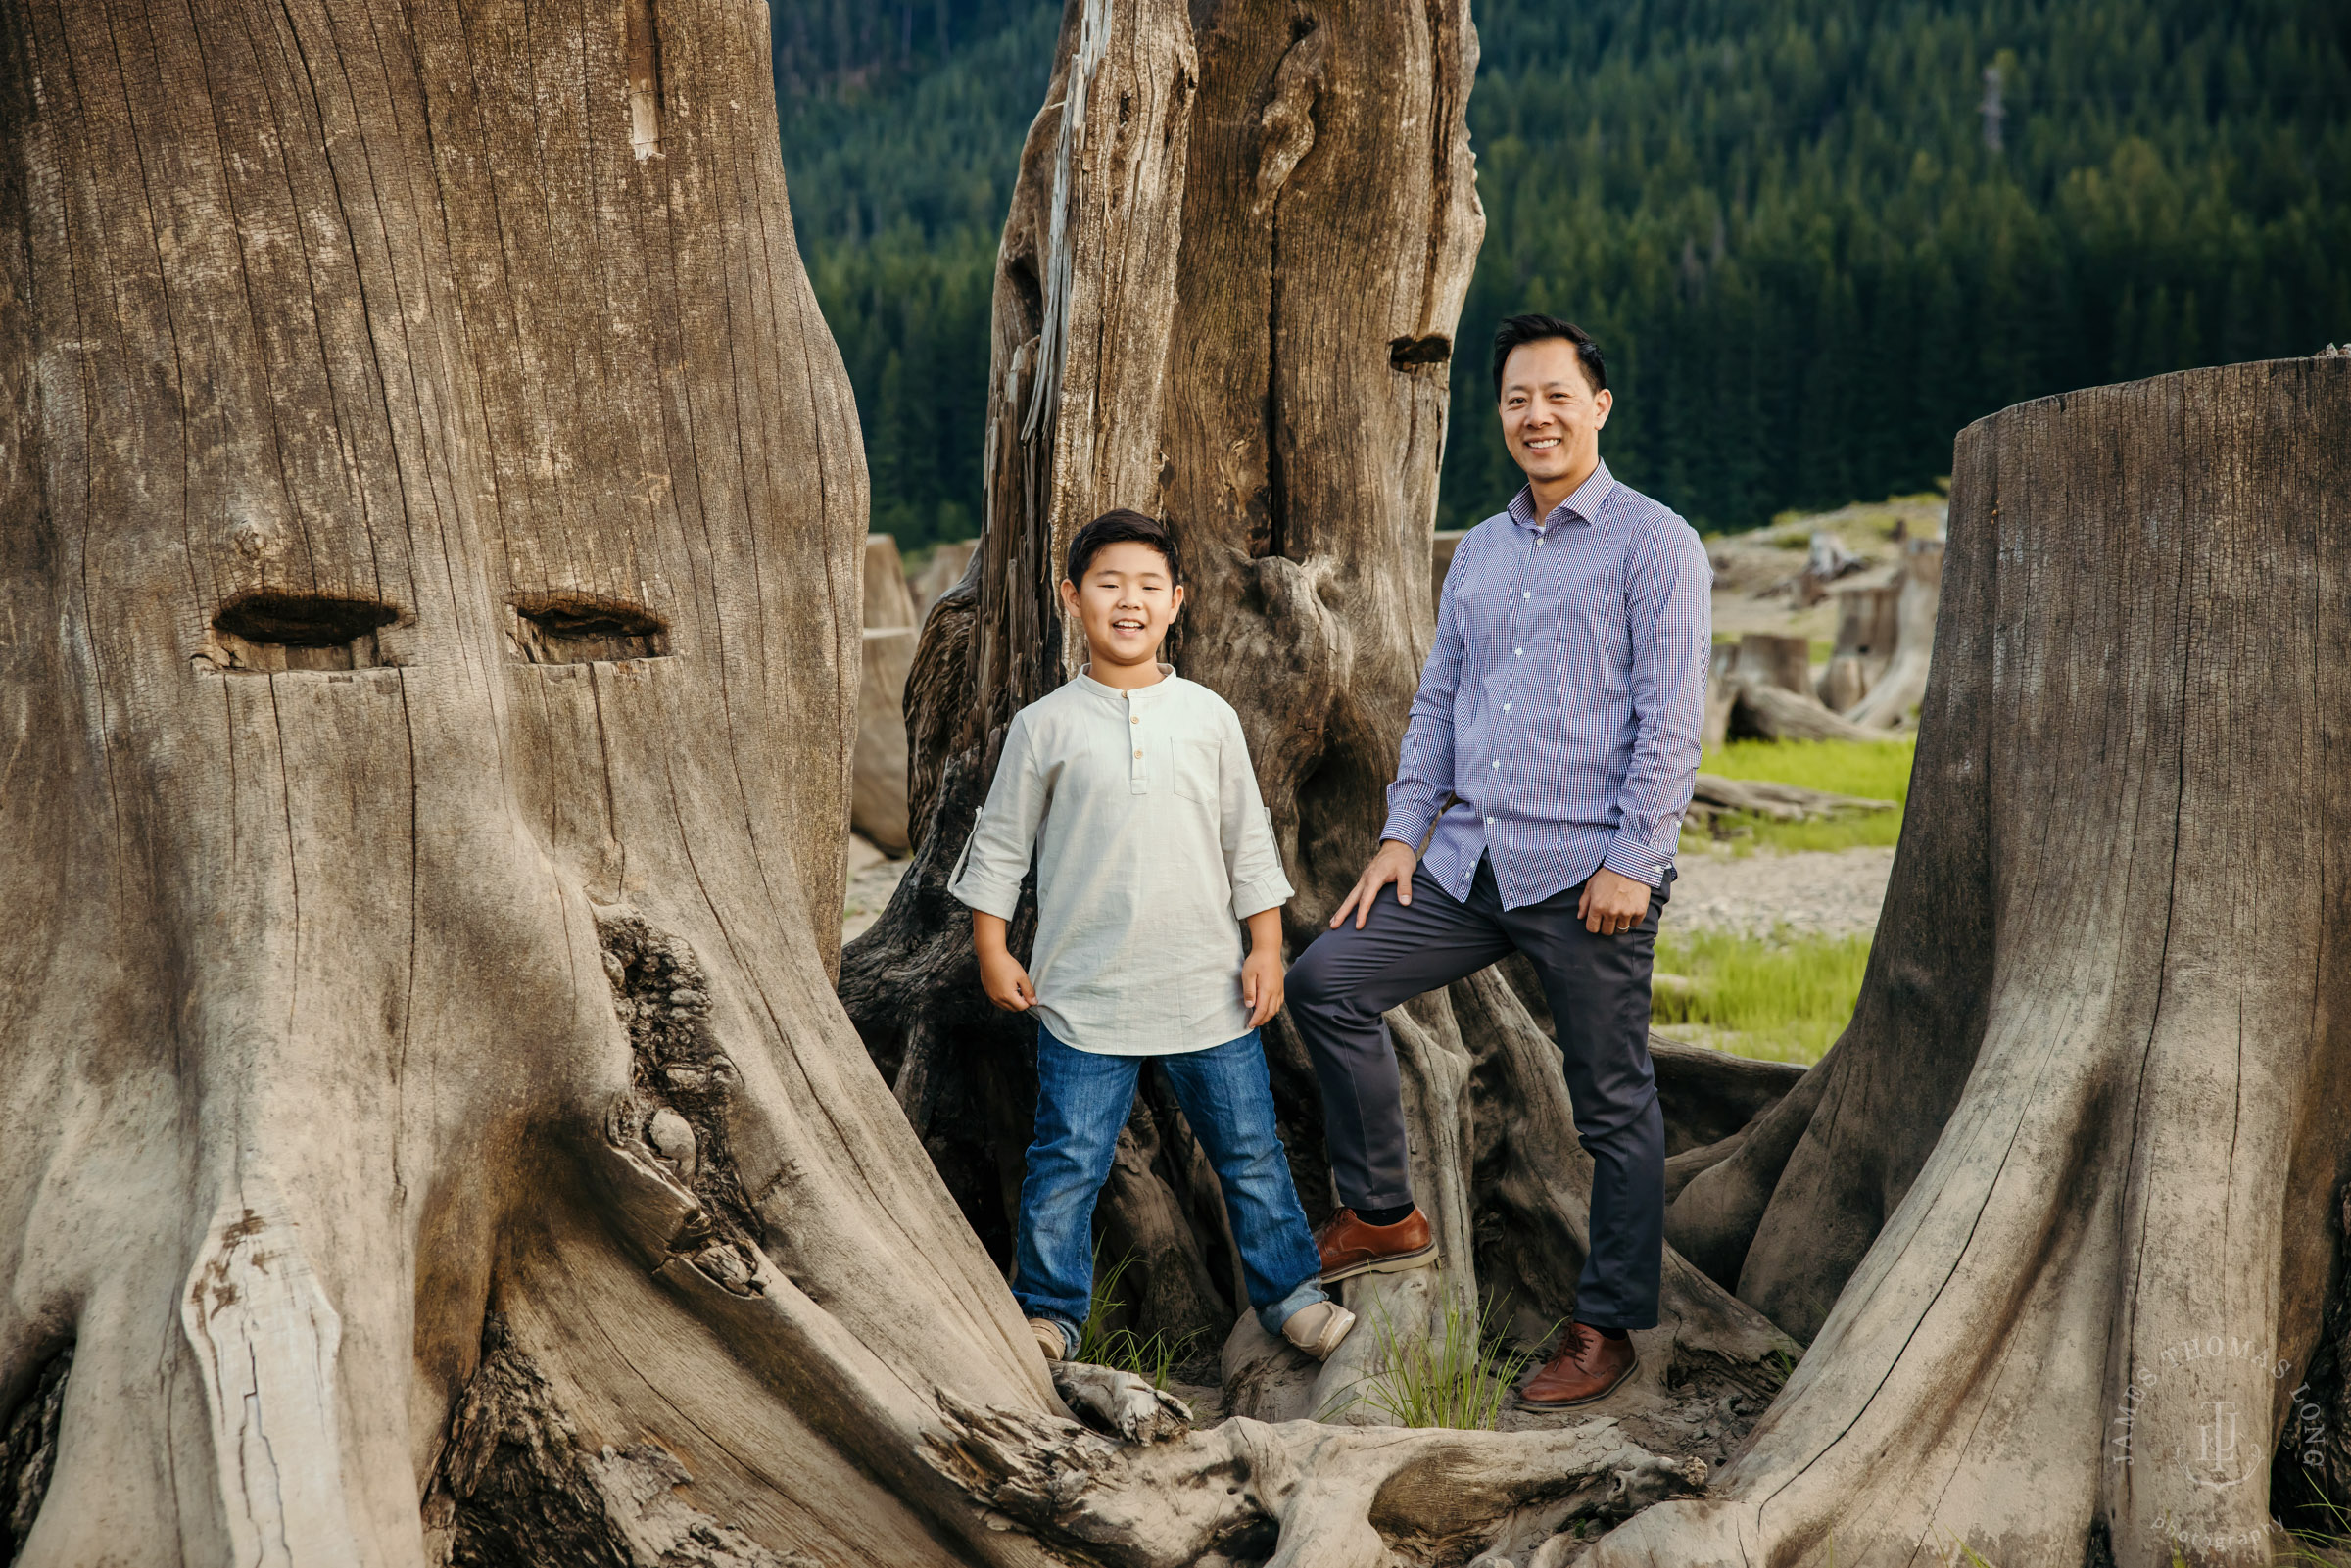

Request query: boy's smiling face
[{"left": 1059, "top": 539, "right": 1183, "bottom": 682}]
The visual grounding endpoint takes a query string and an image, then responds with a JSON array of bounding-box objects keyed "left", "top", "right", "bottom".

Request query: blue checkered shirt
[{"left": 1381, "top": 460, "right": 1712, "bottom": 909}]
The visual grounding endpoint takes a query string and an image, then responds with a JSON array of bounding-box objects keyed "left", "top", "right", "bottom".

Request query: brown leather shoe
[
  {"left": 1516, "top": 1323, "right": 1639, "bottom": 1409},
  {"left": 1315, "top": 1207, "right": 1438, "bottom": 1282}
]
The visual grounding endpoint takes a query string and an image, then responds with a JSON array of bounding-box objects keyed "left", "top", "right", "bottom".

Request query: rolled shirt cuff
[
  {"left": 949, "top": 874, "right": 1024, "bottom": 922},
  {"left": 1600, "top": 832, "right": 1673, "bottom": 888},
  {"left": 1231, "top": 876, "right": 1295, "bottom": 922}
]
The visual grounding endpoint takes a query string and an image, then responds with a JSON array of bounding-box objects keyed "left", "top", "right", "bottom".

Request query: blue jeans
[{"left": 1014, "top": 1025, "right": 1329, "bottom": 1344}]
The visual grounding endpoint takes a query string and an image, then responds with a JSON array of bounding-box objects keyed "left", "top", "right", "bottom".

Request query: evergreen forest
[{"left": 777, "top": 0, "right": 2350, "bottom": 544}]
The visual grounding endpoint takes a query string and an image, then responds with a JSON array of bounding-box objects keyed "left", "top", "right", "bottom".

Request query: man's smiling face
[{"left": 1499, "top": 337, "right": 1612, "bottom": 489}]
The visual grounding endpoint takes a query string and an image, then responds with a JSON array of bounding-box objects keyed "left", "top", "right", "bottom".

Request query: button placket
[{"left": 1126, "top": 692, "right": 1150, "bottom": 793}]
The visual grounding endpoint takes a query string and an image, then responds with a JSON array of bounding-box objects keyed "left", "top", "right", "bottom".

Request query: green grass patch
[
  {"left": 1319, "top": 1295, "right": 1546, "bottom": 1430},
  {"left": 1702, "top": 810, "right": 1904, "bottom": 856},
  {"left": 1652, "top": 927, "right": 1874, "bottom": 1066},
  {"left": 1704, "top": 736, "right": 1917, "bottom": 803},
  {"left": 1697, "top": 736, "right": 1916, "bottom": 855}
]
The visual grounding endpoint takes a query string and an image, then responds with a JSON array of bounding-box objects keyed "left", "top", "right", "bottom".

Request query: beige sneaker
[
  {"left": 1028, "top": 1318, "right": 1069, "bottom": 1361},
  {"left": 1280, "top": 1301, "right": 1357, "bottom": 1360}
]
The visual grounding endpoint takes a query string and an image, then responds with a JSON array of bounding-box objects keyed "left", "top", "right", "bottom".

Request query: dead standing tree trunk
[
  {"left": 1620, "top": 356, "right": 2351, "bottom": 1567},
  {"left": 0, "top": 2, "right": 1070, "bottom": 1562},
  {"left": 844, "top": 0, "right": 1797, "bottom": 1446}
]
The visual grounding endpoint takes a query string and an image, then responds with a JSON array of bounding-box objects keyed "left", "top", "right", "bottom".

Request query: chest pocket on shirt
[{"left": 1172, "top": 737, "right": 1221, "bottom": 804}]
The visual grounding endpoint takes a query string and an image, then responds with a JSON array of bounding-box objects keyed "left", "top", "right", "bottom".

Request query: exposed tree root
[
  {"left": 925, "top": 1391, "right": 1705, "bottom": 1568},
  {"left": 1730, "top": 681, "right": 1887, "bottom": 742},
  {"left": 1686, "top": 774, "right": 1894, "bottom": 826},
  {"left": 426, "top": 1316, "right": 812, "bottom": 1568}
]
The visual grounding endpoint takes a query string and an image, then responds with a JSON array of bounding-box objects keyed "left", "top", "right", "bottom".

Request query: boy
[{"left": 950, "top": 508, "right": 1355, "bottom": 1365}]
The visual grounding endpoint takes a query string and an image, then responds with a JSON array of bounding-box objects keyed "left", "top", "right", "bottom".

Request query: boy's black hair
[
  {"left": 1491, "top": 313, "right": 1607, "bottom": 398},
  {"left": 1065, "top": 508, "right": 1181, "bottom": 585}
]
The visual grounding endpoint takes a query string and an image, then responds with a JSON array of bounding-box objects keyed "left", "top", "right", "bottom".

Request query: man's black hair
[
  {"left": 1065, "top": 508, "right": 1181, "bottom": 585},
  {"left": 1491, "top": 313, "right": 1607, "bottom": 398}
]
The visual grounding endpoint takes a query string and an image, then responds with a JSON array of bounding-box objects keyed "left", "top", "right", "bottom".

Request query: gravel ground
[
  {"left": 1666, "top": 842, "right": 1895, "bottom": 941},
  {"left": 843, "top": 836, "right": 1894, "bottom": 947},
  {"left": 842, "top": 836, "right": 910, "bottom": 942}
]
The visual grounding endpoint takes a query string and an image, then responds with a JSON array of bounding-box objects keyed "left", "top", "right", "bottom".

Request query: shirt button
[
  {"left": 1522, "top": 591, "right": 1531, "bottom": 599},
  {"left": 1130, "top": 715, "right": 1139, "bottom": 725},
  {"left": 1514, "top": 647, "right": 1524, "bottom": 657},
  {"left": 1485, "top": 816, "right": 1495, "bottom": 825},
  {"left": 1133, "top": 749, "right": 1143, "bottom": 759},
  {"left": 1490, "top": 759, "right": 1500, "bottom": 769},
  {"left": 1502, "top": 702, "right": 1511, "bottom": 711}
]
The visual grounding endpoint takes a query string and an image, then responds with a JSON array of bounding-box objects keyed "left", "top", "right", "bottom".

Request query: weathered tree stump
[
  {"left": 1842, "top": 534, "right": 1943, "bottom": 729},
  {"left": 1735, "top": 633, "right": 1814, "bottom": 695},
  {"left": 1716, "top": 634, "right": 1881, "bottom": 742},
  {"left": 864, "top": 534, "right": 921, "bottom": 632},
  {"left": 15, "top": 0, "right": 2337, "bottom": 1563},
  {"left": 855, "top": 628, "right": 919, "bottom": 854},
  {"left": 1640, "top": 356, "right": 2351, "bottom": 1567},
  {"left": 1820, "top": 576, "right": 1900, "bottom": 708}
]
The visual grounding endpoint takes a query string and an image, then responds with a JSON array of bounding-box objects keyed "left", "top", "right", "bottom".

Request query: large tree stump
[
  {"left": 1842, "top": 534, "right": 1943, "bottom": 728},
  {"left": 1632, "top": 356, "right": 2351, "bottom": 1567},
  {"left": 1717, "top": 634, "right": 1881, "bottom": 742},
  {"left": 1819, "top": 577, "right": 1899, "bottom": 709},
  {"left": 855, "top": 628, "right": 919, "bottom": 853}
]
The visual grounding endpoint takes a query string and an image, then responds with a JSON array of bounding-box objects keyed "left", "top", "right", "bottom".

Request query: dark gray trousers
[{"left": 1286, "top": 858, "right": 1669, "bottom": 1330}]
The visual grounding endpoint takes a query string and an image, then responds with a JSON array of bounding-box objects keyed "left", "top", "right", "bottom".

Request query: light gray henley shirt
[{"left": 949, "top": 665, "right": 1294, "bottom": 1056}]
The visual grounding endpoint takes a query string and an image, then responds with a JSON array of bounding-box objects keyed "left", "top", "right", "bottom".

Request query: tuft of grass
[
  {"left": 1944, "top": 1534, "right": 2000, "bottom": 1568},
  {"left": 1320, "top": 1295, "right": 1547, "bottom": 1430},
  {"left": 1652, "top": 927, "right": 1873, "bottom": 1065},
  {"left": 1075, "top": 1250, "right": 1202, "bottom": 1390},
  {"left": 2275, "top": 1494, "right": 2351, "bottom": 1568}
]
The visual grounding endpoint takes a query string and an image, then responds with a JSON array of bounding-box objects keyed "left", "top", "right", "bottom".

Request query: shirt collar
[
  {"left": 1508, "top": 457, "right": 1616, "bottom": 532},
  {"left": 1075, "top": 662, "right": 1176, "bottom": 700}
]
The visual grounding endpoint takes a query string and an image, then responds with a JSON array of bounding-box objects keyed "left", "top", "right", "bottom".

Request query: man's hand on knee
[
  {"left": 1331, "top": 840, "right": 1418, "bottom": 930},
  {"left": 1577, "top": 868, "right": 1652, "bottom": 935}
]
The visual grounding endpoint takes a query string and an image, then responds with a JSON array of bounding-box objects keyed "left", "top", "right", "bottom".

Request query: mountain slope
[{"left": 778, "top": 0, "right": 2349, "bottom": 541}]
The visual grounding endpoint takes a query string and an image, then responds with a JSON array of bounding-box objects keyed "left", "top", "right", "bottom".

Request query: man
[{"left": 1285, "top": 315, "right": 1710, "bottom": 1407}]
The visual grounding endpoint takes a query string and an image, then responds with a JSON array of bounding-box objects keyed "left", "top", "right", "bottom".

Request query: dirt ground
[{"left": 1666, "top": 841, "right": 1895, "bottom": 941}]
